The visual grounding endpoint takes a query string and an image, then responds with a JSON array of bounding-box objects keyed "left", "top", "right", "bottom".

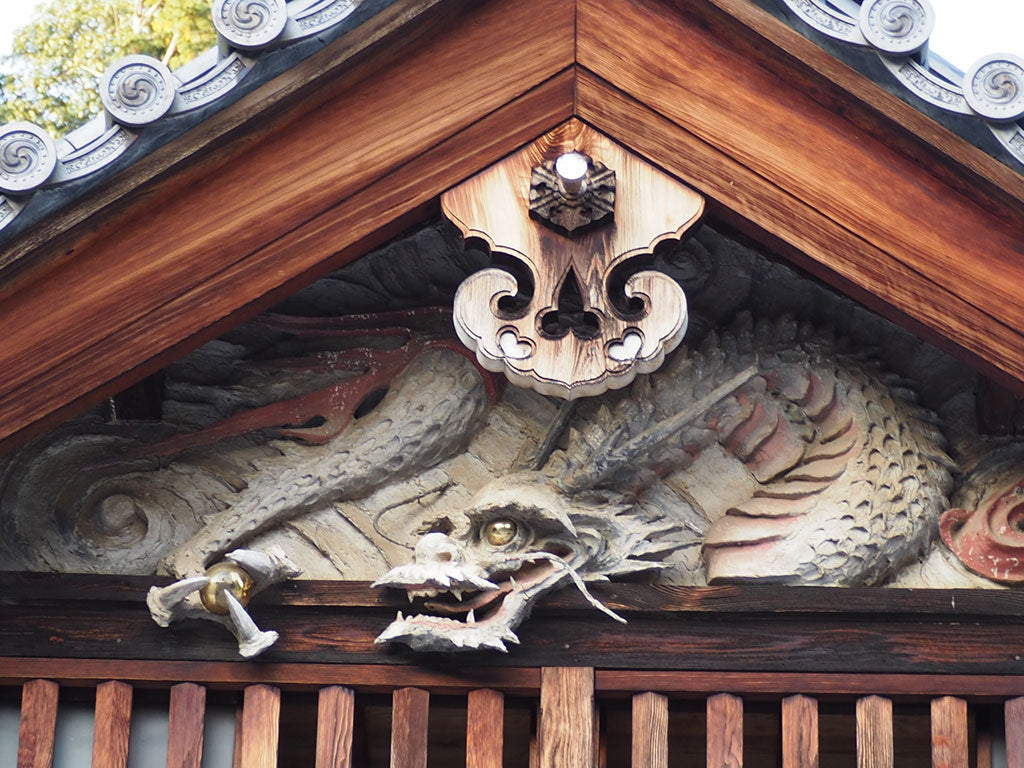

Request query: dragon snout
[{"left": 414, "top": 532, "right": 466, "bottom": 566}]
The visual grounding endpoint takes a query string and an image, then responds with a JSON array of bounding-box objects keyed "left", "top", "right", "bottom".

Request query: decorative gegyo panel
[{"left": 444, "top": 121, "right": 704, "bottom": 399}]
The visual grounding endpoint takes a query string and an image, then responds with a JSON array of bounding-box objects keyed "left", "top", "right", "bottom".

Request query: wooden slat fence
[{"left": 6, "top": 663, "right": 1024, "bottom": 766}]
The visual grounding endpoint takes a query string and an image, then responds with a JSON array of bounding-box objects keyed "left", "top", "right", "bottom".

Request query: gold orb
[
  {"left": 484, "top": 519, "right": 518, "bottom": 547},
  {"left": 199, "top": 562, "right": 254, "bottom": 616}
]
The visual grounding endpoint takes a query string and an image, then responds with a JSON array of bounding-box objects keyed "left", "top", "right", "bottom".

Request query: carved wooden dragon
[{"left": 373, "top": 314, "right": 956, "bottom": 651}]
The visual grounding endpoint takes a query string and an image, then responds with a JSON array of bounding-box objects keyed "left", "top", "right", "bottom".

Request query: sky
[{"left": 0, "top": 0, "right": 1022, "bottom": 72}]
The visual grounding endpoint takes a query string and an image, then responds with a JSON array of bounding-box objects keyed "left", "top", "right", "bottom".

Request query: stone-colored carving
[
  {"left": 0, "top": 122, "right": 57, "bottom": 194},
  {"left": 287, "top": 0, "right": 360, "bottom": 36},
  {"left": 964, "top": 54, "right": 1024, "bottom": 123},
  {"left": 175, "top": 54, "right": 250, "bottom": 111},
  {"left": 213, "top": 0, "right": 289, "bottom": 50},
  {"left": 446, "top": 121, "right": 703, "bottom": 400},
  {"left": 883, "top": 56, "right": 972, "bottom": 114},
  {"left": 147, "top": 547, "right": 299, "bottom": 657},
  {"left": 858, "top": 0, "right": 935, "bottom": 55},
  {"left": 100, "top": 55, "right": 178, "bottom": 127},
  {"left": 784, "top": 0, "right": 867, "bottom": 45},
  {"left": 53, "top": 126, "right": 135, "bottom": 183}
]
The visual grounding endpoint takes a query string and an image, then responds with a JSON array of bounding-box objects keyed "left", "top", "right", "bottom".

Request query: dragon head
[{"left": 373, "top": 470, "right": 681, "bottom": 652}]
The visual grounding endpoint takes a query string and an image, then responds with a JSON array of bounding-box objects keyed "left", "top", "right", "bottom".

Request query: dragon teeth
[
  {"left": 407, "top": 593, "right": 415, "bottom": 603},
  {"left": 467, "top": 609, "right": 476, "bottom": 624},
  {"left": 509, "top": 576, "right": 519, "bottom": 591},
  {"left": 397, "top": 611, "right": 404, "bottom": 621},
  {"left": 452, "top": 590, "right": 462, "bottom": 601}
]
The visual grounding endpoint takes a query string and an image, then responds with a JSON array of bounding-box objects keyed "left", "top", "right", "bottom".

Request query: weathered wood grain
[
  {"left": 539, "top": 667, "right": 594, "bottom": 768},
  {"left": 240, "top": 685, "right": 280, "bottom": 768},
  {"left": 1006, "top": 697, "right": 1024, "bottom": 768},
  {"left": 0, "top": 0, "right": 453, "bottom": 279},
  {"left": 574, "top": 71, "right": 1024, "bottom": 392},
  {"left": 707, "top": 693, "right": 742, "bottom": 768},
  {"left": 167, "top": 683, "right": 206, "bottom": 768},
  {"left": 0, "top": 0, "right": 574, "bottom": 453},
  {"left": 391, "top": 687, "right": 429, "bottom": 768},
  {"left": 16, "top": 679, "right": 58, "bottom": 768},
  {"left": 467, "top": 688, "right": 504, "bottom": 768},
  {"left": 91, "top": 680, "right": 132, "bottom": 768},
  {"left": 577, "top": 1, "right": 1024, "bottom": 389},
  {"left": 696, "top": 0, "right": 1024, "bottom": 209},
  {"left": 781, "top": 695, "right": 817, "bottom": 768},
  {"left": 631, "top": 692, "right": 667, "bottom": 768},
  {"left": 930, "top": 697, "right": 968, "bottom": 768},
  {"left": 316, "top": 686, "right": 355, "bottom": 768},
  {"left": 577, "top": 0, "right": 1024, "bottom": 333},
  {"left": 855, "top": 696, "right": 892, "bottom": 768}
]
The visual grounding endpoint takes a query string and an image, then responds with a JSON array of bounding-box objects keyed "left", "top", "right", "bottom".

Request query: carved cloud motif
[{"left": 444, "top": 120, "right": 705, "bottom": 399}]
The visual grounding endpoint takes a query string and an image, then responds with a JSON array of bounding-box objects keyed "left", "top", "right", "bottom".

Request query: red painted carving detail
[{"left": 941, "top": 480, "right": 1024, "bottom": 583}]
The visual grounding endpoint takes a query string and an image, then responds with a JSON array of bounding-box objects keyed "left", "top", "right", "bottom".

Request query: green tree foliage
[{"left": 0, "top": 0, "right": 216, "bottom": 136}]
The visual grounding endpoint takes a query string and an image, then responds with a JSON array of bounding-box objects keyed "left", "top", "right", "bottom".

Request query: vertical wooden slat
[
  {"left": 391, "top": 687, "right": 429, "bottom": 768},
  {"left": 1006, "top": 697, "right": 1024, "bottom": 768},
  {"left": 855, "top": 696, "right": 892, "bottom": 768},
  {"left": 782, "top": 695, "right": 817, "bottom": 768},
  {"left": 167, "top": 683, "right": 206, "bottom": 768},
  {"left": 467, "top": 689, "right": 503, "bottom": 768},
  {"left": 631, "top": 692, "right": 667, "bottom": 768},
  {"left": 931, "top": 697, "right": 968, "bottom": 768},
  {"left": 231, "top": 702, "right": 244, "bottom": 768},
  {"left": 539, "top": 667, "right": 595, "bottom": 768},
  {"left": 17, "top": 679, "right": 58, "bottom": 768},
  {"left": 240, "top": 685, "right": 280, "bottom": 768},
  {"left": 316, "top": 686, "right": 355, "bottom": 768},
  {"left": 91, "top": 681, "right": 132, "bottom": 768},
  {"left": 707, "top": 693, "right": 742, "bottom": 768}
]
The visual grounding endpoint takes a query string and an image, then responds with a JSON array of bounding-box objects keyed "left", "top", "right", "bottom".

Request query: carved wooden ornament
[{"left": 443, "top": 120, "right": 705, "bottom": 398}]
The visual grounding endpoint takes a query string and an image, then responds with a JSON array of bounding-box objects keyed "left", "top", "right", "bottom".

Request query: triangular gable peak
[{"left": 0, "top": 0, "right": 1023, "bottom": 453}]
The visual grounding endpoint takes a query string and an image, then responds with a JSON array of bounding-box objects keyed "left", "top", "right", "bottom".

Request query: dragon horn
[{"left": 566, "top": 365, "right": 758, "bottom": 491}]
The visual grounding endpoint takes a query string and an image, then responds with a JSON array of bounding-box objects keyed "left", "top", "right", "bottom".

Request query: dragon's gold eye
[{"left": 484, "top": 519, "right": 518, "bottom": 546}]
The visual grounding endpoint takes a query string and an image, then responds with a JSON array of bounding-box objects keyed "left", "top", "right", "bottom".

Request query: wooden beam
[
  {"left": 167, "top": 683, "right": 206, "bottom": 768},
  {"left": 575, "top": 70, "right": 1024, "bottom": 391},
  {"left": 781, "top": 695, "right": 817, "bottom": 768},
  {"left": 0, "top": 0, "right": 574, "bottom": 453},
  {"left": 539, "top": 667, "right": 595, "bottom": 768},
  {"left": 706, "top": 693, "right": 742, "bottom": 768},
  {"left": 391, "top": 687, "right": 429, "bottom": 768},
  {"left": 316, "top": 686, "right": 355, "bottom": 768},
  {"left": 17, "top": 679, "right": 58, "bottom": 768},
  {"left": 631, "top": 691, "right": 668, "bottom": 768},
  {"left": 577, "top": 0, "right": 1024, "bottom": 388},
  {"left": 0, "top": 0, "right": 455, "bottom": 278},
  {"left": 91, "top": 681, "right": 132, "bottom": 768},
  {"left": 467, "top": 689, "right": 504, "bottom": 768},
  {"left": 930, "top": 697, "right": 968, "bottom": 768},
  {"left": 855, "top": 696, "right": 892, "bottom": 768},
  {"left": 240, "top": 685, "right": 280, "bottom": 768}
]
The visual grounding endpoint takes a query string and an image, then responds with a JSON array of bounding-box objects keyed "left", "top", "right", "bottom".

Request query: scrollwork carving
[
  {"left": 444, "top": 122, "right": 703, "bottom": 399},
  {"left": 859, "top": 0, "right": 935, "bottom": 55},
  {"left": 100, "top": 55, "right": 177, "bottom": 127},
  {"left": 964, "top": 54, "right": 1024, "bottom": 122},
  {"left": 212, "top": 0, "right": 288, "bottom": 50},
  {"left": 0, "top": 122, "right": 57, "bottom": 194}
]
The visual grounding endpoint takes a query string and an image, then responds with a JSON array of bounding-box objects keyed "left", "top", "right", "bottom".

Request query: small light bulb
[{"left": 555, "top": 152, "right": 589, "bottom": 182}]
